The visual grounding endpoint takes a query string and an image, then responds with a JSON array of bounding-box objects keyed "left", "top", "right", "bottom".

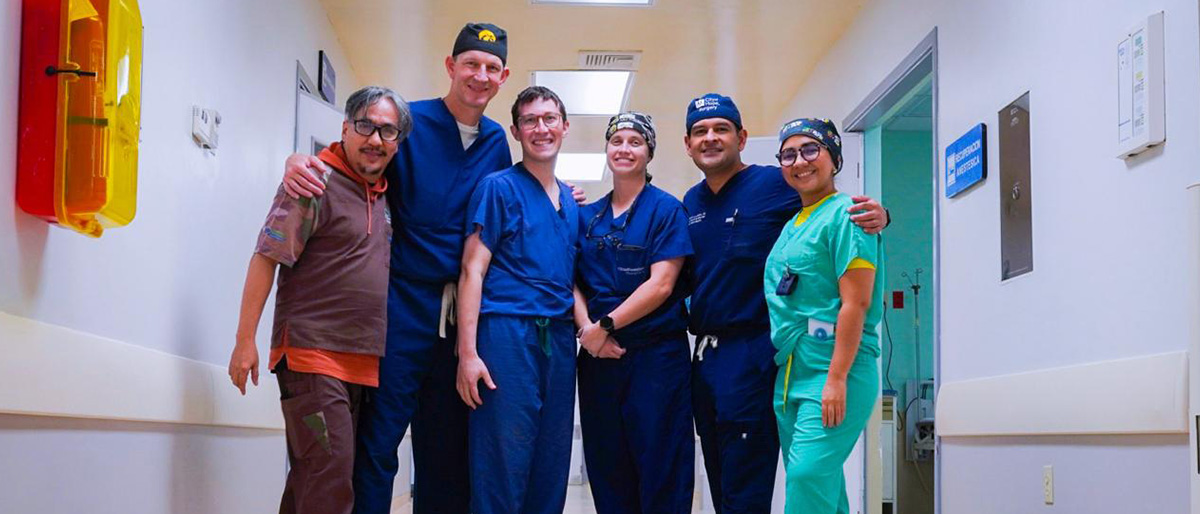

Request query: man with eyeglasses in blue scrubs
[
  {"left": 681, "top": 94, "right": 888, "bottom": 514},
  {"left": 456, "top": 86, "right": 580, "bottom": 514}
]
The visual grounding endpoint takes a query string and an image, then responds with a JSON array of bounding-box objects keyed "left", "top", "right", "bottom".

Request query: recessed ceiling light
[
  {"left": 532, "top": 70, "right": 633, "bottom": 116},
  {"left": 555, "top": 153, "right": 607, "bottom": 182},
  {"left": 532, "top": 0, "right": 652, "bottom": 5}
]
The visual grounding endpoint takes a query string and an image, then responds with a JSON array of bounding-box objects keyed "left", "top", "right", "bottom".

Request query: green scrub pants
[{"left": 774, "top": 347, "right": 879, "bottom": 514}]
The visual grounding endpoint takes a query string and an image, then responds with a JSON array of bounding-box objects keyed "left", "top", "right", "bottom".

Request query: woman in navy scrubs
[{"left": 573, "top": 112, "right": 696, "bottom": 514}]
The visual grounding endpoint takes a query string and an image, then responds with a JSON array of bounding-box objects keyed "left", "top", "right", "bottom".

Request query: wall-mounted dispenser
[
  {"left": 192, "top": 106, "right": 221, "bottom": 152},
  {"left": 16, "top": 0, "right": 144, "bottom": 238}
]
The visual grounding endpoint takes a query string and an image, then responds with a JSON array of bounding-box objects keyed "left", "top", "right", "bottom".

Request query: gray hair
[{"left": 344, "top": 86, "right": 414, "bottom": 142}]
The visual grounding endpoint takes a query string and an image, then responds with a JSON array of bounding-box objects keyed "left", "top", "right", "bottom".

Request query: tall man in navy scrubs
[
  {"left": 456, "top": 86, "right": 580, "bottom": 514},
  {"left": 281, "top": 23, "right": 522, "bottom": 514},
  {"left": 681, "top": 94, "right": 888, "bottom": 514}
]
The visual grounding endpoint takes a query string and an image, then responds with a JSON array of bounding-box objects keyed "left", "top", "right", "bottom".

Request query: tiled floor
[
  {"left": 389, "top": 484, "right": 600, "bottom": 513},
  {"left": 389, "top": 483, "right": 725, "bottom": 513}
]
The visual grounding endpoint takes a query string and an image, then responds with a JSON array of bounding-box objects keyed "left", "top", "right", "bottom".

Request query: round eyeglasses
[
  {"left": 776, "top": 142, "right": 825, "bottom": 167},
  {"left": 517, "top": 113, "right": 563, "bottom": 131}
]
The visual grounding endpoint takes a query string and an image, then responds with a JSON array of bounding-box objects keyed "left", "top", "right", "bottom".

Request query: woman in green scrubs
[{"left": 763, "top": 118, "right": 884, "bottom": 514}]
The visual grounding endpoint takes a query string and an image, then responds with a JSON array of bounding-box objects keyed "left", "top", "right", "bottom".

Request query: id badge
[
  {"left": 808, "top": 319, "right": 835, "bottom": 340},
  {"left": 775, "top": 269, "right": 798, "bottom": 296}
]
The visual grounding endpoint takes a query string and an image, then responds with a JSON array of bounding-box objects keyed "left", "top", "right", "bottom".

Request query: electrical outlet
[{"left": 1043, "top": 465, "right": 1054, "bottom": 505}]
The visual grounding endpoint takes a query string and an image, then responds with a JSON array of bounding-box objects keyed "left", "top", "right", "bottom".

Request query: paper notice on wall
[
  {"left": 1117, "top": 37, "right": 1132, "bottom": 143},
  {"left": 1115, "top": 12, "right": 1165, "bottom": 159},
  {"left": 1131, "top": 28, "right": 1148, "bottom": 140}
]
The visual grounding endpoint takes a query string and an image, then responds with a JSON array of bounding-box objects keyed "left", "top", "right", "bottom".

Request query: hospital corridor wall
[
  {"left": 781, "top": 0, "right": 1199, "bottom": 512},
  {"left": 0, "top": 1, "right": 369, "bottom": 512}
]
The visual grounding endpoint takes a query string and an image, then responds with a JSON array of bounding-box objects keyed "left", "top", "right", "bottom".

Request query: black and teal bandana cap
[
  {"left": 778, "top": 117, "right": 843, "bottom": 171},
  {"left": 605, "top": 111, "right": 657, "bottom": 158},
  {"left": 452, "top": 22, "right": 508, "bottom": 65}
]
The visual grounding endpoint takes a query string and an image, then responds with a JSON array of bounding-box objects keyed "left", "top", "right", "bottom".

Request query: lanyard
[{"left": 585, "top": 188, "right": 645, "bottom": 251}]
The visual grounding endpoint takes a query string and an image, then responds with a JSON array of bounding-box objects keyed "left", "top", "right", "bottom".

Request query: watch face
[{"left": 601, "top": 317, "right": 614, "bottom": 331}]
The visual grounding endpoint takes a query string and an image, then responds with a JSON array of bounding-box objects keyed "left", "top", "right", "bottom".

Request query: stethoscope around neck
[{"left": 585, "top": 190, "right": 645, "bottom": 252}]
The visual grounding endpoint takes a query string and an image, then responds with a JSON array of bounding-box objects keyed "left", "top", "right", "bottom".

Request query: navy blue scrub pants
[
  {"left": 578, "top": 333, "right": 694, "bottom": 514},
  {"left": 692, "top": 330, "right": 780, "bottom": 514},
  {"left": 353, "top": 276, "right": 470, "bottom": 514},
  {"left": 470, "top": 314, "right": 576, "bottom": 514}
]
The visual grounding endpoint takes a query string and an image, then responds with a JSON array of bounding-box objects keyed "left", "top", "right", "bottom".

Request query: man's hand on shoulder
[
  {"left": 567, "top": 181, "right": 587, "bottom": 205},
  {"left": 283, "top": 154, "right": 330, "bottom": 199},
  {"left": 848, "top": 195, "right": 888, "bottom": 235}
]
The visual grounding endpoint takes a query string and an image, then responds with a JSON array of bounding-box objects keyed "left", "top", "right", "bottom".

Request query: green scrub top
[{"left": 763, "top": 192, "right": 885, "bottom": 368}]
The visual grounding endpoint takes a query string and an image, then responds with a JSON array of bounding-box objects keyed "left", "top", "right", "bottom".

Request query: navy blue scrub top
[
  {"left": 467, "top": 163, "right": 580, "bottom": 320},
  {"left": 385, "top": 98, "right": 513, "bottom": 284},
  {"left": 682, "top": 164, "right": 802, "bottom": 335},
  {"left": 576, "top": 185, "right": 694, "bottom": 346}
]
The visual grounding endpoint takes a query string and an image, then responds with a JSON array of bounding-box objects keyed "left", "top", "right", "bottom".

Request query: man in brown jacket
[{"left": 227, "top": 86, "right": 412, "bottom": 514}]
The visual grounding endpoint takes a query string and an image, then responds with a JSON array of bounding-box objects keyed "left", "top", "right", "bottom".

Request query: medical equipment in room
[
  {"left": 906, "top": 379, "right": 935, "bottom": 462},
  {"left": 16, "top": 0, "right": 144, "bottom": 237},
  {"left": 881, "top": 393, "right": 897, "bottom": 506},
  {"left": 903, "top": 269, "right": 924, "bottom": 383},
  {"left": 898, "top": 269, "right": 935, "bottom": 462}
]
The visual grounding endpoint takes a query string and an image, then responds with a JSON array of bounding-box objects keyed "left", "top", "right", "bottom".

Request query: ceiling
[{"left": 318, "top": 0, "right": 866, "bottom": 195}]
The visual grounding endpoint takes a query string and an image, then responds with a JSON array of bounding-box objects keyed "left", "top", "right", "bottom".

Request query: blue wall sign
[{"left": 945, "top": 123, "right": 987, "bottom": 198}]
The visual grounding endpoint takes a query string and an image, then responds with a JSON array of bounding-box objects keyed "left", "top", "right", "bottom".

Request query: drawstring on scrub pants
[
  {"left": 695, "top": 335, "right": 719, "bottom": 361},
  {"left": 782, "top": 354, "right": 793, "bottom": 414},
  {"left": 536, "top": 318, "right": 552, "bottom": 356},
  {"left": 438, "top": 283, "right": 457, "bottom": 339}
]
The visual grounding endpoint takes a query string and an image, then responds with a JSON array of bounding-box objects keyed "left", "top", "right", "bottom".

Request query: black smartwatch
[{"left": 599, "top": 315, "right": 616, "bottom": 333}]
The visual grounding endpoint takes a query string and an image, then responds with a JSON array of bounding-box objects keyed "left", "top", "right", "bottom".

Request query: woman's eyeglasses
[{"left": 776, "top": 142, "right": 825, "bottom": 167}]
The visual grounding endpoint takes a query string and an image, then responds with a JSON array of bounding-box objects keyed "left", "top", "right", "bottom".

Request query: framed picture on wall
[
  {"left": 311, "top": 137, "right": 329, "bottom": 156},
  {"left": 318, "top": 50, "right": 336, "bottom": 104}
]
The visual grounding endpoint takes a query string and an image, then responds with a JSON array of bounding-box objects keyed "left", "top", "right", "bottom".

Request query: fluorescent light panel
[
  {"left": 532, "top": 70, "right": 632, "bottom": 116},
  {"left": 556, "top": 153, "right": 607, "bottom": 182}
]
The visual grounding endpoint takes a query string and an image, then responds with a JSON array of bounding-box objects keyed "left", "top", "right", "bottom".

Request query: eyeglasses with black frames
[{"left": 353, "top": 119, "right": 402, "bottom": 142}]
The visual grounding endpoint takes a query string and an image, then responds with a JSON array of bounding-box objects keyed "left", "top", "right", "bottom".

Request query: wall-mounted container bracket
[{"left": 16, "top": 0, "right": 144, "bottom": 237}]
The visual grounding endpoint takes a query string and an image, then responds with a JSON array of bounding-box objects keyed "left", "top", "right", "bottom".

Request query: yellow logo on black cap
[{"left": 479, "top": 29, "right": 497, "bottom": 42}]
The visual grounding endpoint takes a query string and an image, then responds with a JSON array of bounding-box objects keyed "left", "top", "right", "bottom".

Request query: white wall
[
  {"left": 2, "top": 0, "right": 359, "bottom": 364},
  {"left": 0, "top": 414, "right": 285, "bottom": 514},
  {"left": 0, "top": 0, "right": 361, "bottom": 511},
  {"left": 782, "top": 0, "right": 1200, "bottom": 512}
]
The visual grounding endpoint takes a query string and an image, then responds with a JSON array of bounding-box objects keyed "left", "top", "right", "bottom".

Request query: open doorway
[{"left": 845, "top": 29, "right": 939, "bottom": 514}]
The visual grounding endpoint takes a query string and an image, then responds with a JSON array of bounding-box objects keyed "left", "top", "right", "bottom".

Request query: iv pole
[{"left": 903, "top": 268, "right": 923, "bottom": 381}]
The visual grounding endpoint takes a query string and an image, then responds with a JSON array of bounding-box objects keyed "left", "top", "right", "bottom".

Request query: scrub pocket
[
  {"left": 727, "top": 218, "right": 781, "bottom": 262},
  {"left": 614, "top": 245, "right": 648, "bottom": 293},
  {"left": 278, "top": 369, "right": 332, "bottom": 461},
  {"left": 786, "top": 253, "right": 821, "bottom": 296},
  {"left": 799, "top": 334, "right": 836, "bottom": 370}
]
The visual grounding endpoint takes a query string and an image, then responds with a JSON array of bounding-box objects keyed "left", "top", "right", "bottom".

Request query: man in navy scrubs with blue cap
[
  {"left": 281, "top": 22, "right": 582, "bottom": 514},
  {"left": 681, "top": 94, "right": 888, "bottom": 514}
]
